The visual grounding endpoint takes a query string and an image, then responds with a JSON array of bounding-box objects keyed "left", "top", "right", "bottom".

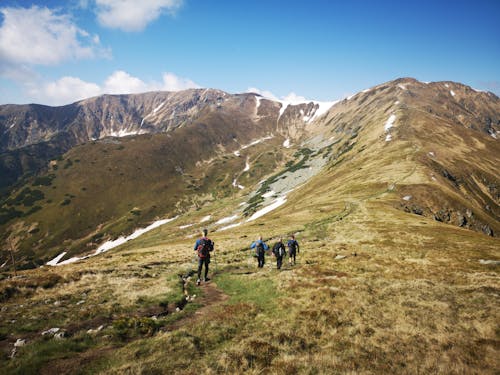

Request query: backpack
[
  {"left": 273, "top": 242, "right": 285, "bottom": 257},
  {"left": 197, "top": 238, "right": 212, "bottom": 258},
  {"left": 288, "top": 240, "right": 297, "bottom": 252},
  {"left": 256, "top": 242, "right": 265, "bottom": 256}
]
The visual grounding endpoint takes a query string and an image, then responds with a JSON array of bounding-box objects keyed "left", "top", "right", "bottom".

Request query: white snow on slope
[
  {"left": 384, "top": 114, "right": 396, "bottom": 131},
  {"left": 200, "top": 215, "right": 211, "bottom": 223},
  {"left": 240, "top": 135, "right": 274, "bottom": 150},
  {"left": 179, "top": 224, "right": 194, "bottom": 229},
  {"left": 385, "top": 134, "right": 392, "bottom": 142},
  {"left": 243, "top": 159, "right": 250, "bottom": 172},
  {"left": 46, "top": 252, "right": 68, "bottom": 266},
  {"left": 218, "top": 222, "right": 242, "bottom": 231},
  {"left": 445, "top": 83, "right": 450, "bottom": 88},
  {"left": 109, "top": 129, "right": 140, "bottom": 137},
  {"left": 450, "top": 90, "right": 456, "bottom": 97},
  {"left": 398, "top": 84, "right": 407, "bottom": 90},
  {"left": 246, "top": 196, "right": 287, "bottom": 222},
  {"left": 234, "top": 150, "right": 241, "bottom": 157},
  {"left": 283, "top": 139, "right": 291, "bottom": 148},
  {"left": 216, "top": 215, "right": 238, "bottom": 225},
  {"left": 232, "top": 179, "right": 245, "bottom": 190},
  {"left": 262, "top": 190, "right": 276, "bottom": 198},
  {"left": 48, "top": 217, "right": 178, "bottom": 266}
]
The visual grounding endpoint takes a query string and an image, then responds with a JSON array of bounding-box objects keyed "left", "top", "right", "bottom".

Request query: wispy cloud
[
  {"left": 28, "top": 70, "right": 200, "bottom": 105},
  {"left": 94, "top": 0, "right": 183, "bottom": 32}
]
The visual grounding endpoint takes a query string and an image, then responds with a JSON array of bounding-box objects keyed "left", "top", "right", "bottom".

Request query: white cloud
[
  {"left": 103, "top": 70, "right": 149, "bottom": 94},
  {"left": 28, "top": 70, "right": 200, "bottom": 105},
  {"left": 0, "top": 6, "right": 107, "bottom": 66},
  {"left": 282, "top": 92, "right": 308, "bottom": 104},
  {"left": 95, "top": 0, "right": 183, "bottom": 32},
  {"left": 29, "top": 76, "right": 101, "bottom": 105},
  {"left": 161, "top": 72, "right": 200, "bottom": 91},
  {"left": 247, "top": 87, "right": 279, "bottom": 101},
  {"left": 247, "top": 87, "right": 309, "bottom": 104}
]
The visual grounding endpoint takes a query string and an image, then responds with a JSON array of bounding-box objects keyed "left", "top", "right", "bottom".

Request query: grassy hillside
[
  {"left": 0, "top": 78, "right": 498, "bottom": 373},
  {"left": 1, "top": 137, "right": 498, "bottom": 373}
]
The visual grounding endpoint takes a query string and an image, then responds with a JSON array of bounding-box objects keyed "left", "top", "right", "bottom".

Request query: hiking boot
[
  {"left": 196, "top": 279, "right": 201, "bottom": 286},
  {"left": 204, "top": 277, "right": 210, "bottom": 282}
]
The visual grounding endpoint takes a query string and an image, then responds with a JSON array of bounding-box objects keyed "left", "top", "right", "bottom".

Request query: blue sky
[{"left": 0, "top": 0, "right": 499, "bottom": 105}]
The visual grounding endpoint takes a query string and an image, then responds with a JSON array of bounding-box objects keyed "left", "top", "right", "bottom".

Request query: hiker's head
[
  {"left": 202, "top": 228, "right": 208, "bottom": 237},
  {"left": 290, "top": 234, "right": 295, "bottom": 239},
  {"left": 258, "top": 235, "right": 262, "bottom": 241},
  {"left": 279, "top": 237, "right": 283, "bottom": 242}
]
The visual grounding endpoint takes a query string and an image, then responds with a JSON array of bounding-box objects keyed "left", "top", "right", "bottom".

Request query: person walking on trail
[
  {"left": 272, "top": 237, "right": 286, "bottom": 270},
  {"left": 250, "top": 236, "right": 269, "bottom": 268},
  {"left": 194, "top": 229, "right": 214, "bottom": 285},
  {"left": 287, "top": 234, "right": 300, "bottom": 266}
]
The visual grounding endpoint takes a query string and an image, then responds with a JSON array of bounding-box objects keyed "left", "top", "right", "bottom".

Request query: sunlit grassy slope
[{"left": 1, "top": 78, "right": 498, "bottom": 373}]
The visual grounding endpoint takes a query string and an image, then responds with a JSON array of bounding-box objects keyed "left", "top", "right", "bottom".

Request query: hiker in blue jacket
[
  {"left": 287, "top": 234, "right": 300, "bottom": 266},
  {"left": 194, "top": 229, "right": 214, "bottom": 285},
  {"left": 250, "top": 235, "right": 269, "bottom": 268}
]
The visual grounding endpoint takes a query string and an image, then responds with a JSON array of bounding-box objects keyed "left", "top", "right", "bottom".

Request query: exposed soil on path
[{"left": 168, "top": 280, "right": 228, "bottom": 331}]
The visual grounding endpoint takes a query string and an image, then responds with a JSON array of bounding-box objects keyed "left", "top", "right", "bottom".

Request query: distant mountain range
[{"left": 0, "top": 78, "right": 498, "bottom": 269}]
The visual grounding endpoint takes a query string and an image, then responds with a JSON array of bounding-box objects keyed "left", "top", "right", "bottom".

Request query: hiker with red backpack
[
  {"left": 250, "top": 235, "right": 269, "bottom": 268},
  {"left": 287, "top": 234, "right": 300, "bottom": 266},
  {"left": 194, "top": 229, "right": 214, "bottom": 285}
]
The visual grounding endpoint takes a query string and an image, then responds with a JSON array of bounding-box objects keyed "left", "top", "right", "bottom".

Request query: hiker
[
  {"left": 272, "top": 237, "right": 286, "bottom": 270},
  {"left": 250, "top": 236, "right": 269, "bottom": 268},
  {"left": 287, "top": 234, "right": 300, "bottom": 266},
  {"left": 193, "top": 229, "right": 214, "bottom": 285}
]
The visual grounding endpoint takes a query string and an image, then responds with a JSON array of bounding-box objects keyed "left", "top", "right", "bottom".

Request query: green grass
[{"left": 216, "top": 273, "right": 279, "bottom": 312}]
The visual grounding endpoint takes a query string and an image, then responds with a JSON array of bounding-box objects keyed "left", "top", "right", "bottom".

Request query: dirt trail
[{"left": 169, "top": 280, "right": 228, "bottom": 331}]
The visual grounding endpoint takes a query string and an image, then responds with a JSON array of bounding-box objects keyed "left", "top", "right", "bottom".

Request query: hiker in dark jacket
[
  {"left": 250, "top": 236, "right": 269, "bottom": 268},
  {"left": 194, "top": 229, "right": 214, "bottom": 285},
  {"left": 272, "top": 237, "right": 286, "bottom": 270},
  {"left": 287, "top": 234, "right": 300, "bottom": 266}
]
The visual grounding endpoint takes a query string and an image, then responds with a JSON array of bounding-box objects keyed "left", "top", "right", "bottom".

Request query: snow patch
[
  {"left": 234, "top": 150, "right": 241, "bottom": 157},
  {"left": 479, "top": 259, "right": 500, "bottom": 265},
  {"left": 445, "top": 83, "right": 450, "bottom": 88},
  {"left": 49, "top": 217, "right": 178, "bottom": 266},
  {"left": 179, "top": 224, "right": 194, "bottom": 229},
  {"left": 232, "top": 179, "right": 245, "bottom": 190},
  {"left": 450, "top": 90, "right": 456, "bottom": 97},
  {"left": 246, "top": 196, "right": 287, "bottom": 222},
  {"left": 385, "top": 134, "right": 392, "bottom": 142},
  {"left": 283, "top": 139, "right": 291, "bottom": 148},
  {"left": 240, "top": 135, "right": 274, "bottom": 150},
  {"left": 218, "top": 222, "right": 242, "bottom": 231},
  {"left": 398, "top": 84, "right": 406, "bottom": 90},
  {"left": 402, "top": 195, "right": 412, "bottom": 201},
  {"left": 394, "top": 100, "right": 400, "bottom": 105},
  {"left": 200, "top": 215, "right": 211, "bottom": 223},
  {"left": 490, "top": 131, "right": 497, "bottom": 139},
  {"left": 428, "top": 151, "right": 435, "bottom": 157},
  {"left": 109, "top": 129, "right": 139, "bottom": 138},
  {"left": 243, "top": 159, "right": 250, "bottom": 172},
  {"left": 46, "top": 252, "right": 68, "bottom": 266},
  {"left": 262, "top": 190, "right": 276, "bottom": 198},
  {"left": 216, "top": 215, "right": 238, "bottom": 225},
  {"left": 384, "top": 114, "right": 396, "bottom": 131}
]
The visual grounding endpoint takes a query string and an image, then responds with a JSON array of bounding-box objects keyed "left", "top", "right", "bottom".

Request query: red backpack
[{"left": 197, "top": 238, "right": 212, "bottom": 258}]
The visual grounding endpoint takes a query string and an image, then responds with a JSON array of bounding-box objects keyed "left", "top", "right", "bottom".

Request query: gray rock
[{"left": 41, "top": 327, "right": 60, "bottom": 336}]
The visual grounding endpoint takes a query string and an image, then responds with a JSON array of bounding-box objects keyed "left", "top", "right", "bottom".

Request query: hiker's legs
[
  {"left": 258, "top": 252, "right": 264, "bottom": 267},
  {"left": 197, "top": 258, "right": 203, "bottom": 280},
  {"left": 293, "top": 251, "right": 296, "bottom": 264},
  {"left": 277, "top": 256, "right": 282, "bottom": 269},
  {"left": 204, "top": 258, "right": 209, "bottom": 280}
]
